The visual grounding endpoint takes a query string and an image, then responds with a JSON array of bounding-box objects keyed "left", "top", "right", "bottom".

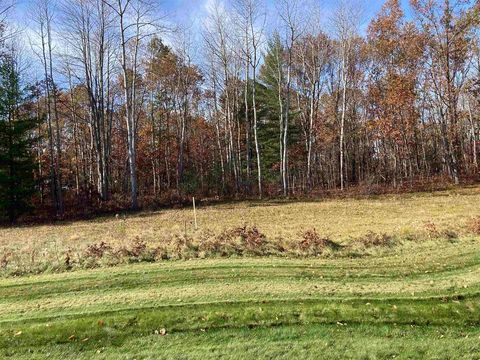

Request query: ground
[{"left": 1, "top": 186, "right": 480, "bottom": 359}]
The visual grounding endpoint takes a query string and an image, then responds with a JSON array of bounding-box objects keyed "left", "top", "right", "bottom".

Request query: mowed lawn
[{"left": 1, "top": 187, "right": 480, "bottom": 359}]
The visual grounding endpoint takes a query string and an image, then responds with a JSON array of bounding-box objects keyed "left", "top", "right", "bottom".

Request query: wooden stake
[{"left": 193, "top": 197, "right": 198, "bottom": 230}]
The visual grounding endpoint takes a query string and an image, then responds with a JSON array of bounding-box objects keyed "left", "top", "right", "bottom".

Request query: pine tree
[
  {"left": 258, "top": 33, "right": 301, "bottom": 183},
  {"left": 0, "top": 54, "right": 36, "bottom": 223}
]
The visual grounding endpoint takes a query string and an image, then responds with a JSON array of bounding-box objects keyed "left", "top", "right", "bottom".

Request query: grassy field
[{"left": 1, "top": 187, "right": 480, "bottom": 358}]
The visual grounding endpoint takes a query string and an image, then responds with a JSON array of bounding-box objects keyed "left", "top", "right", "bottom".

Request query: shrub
[
  {"left": 199, "top": 226, "right": 283, "bottom": 257},
  {"left": 295, "top": 229, "right": 341, "bottom": 256},
  {"left": 155, "top": 234, "right": 197, "bottom": 260},
  {"left": 116, "top": 238, "right": 155, "bottom": 263},
  {"left": 230, "top": 226, "right": 267, "bottom": 250},
  {"left": 198, "top": 230, "right": 241, "bottom": 257},
  {"left": 84, "top": 242, "right": 112, "bottom": 259},
  {"left": 424, "top": 221, "right": 458, "bottom": 240},
  {"left": 357, "top": 232, "right": 395, "bottom": 248}
]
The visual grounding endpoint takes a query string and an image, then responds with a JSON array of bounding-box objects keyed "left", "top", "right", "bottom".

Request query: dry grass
[{"left": 1, "top": 186, "right": 479, "bottom": 275}]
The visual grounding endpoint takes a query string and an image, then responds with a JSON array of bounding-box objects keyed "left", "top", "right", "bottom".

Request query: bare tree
[
  {"left": 411, "top": 0, "right": 478, "bottom": 185},
  {"left": 204, "top": 49, "right": 227, "bottom": 191},
  {"left": 276, "top": 0, "right": 307, "bottom": 195},
  {"left": 31, "top": 0, "right": 64, "bottom": 216},
  {"left": 234, "top": 0, "right": 266, "bottom": 198},
  {"left": 203, "top": 0, "right": 240, "bottom": 192},
  {"left": 0, "top": 1, "right": 15, "bottom": 44},
  {"left": 172, "top": 28, "right": 202, "bottom": 191},
  {"left": 332, "top": 1, "right": 360, "bottom": 191},
  {"left": 296, "top": 31, "right": 332, "bottom": 190},
  {"left": 102, "top": 0, "right": 158, "bottom": 209},
  {"left": 62, "top": 0, "right": 116, "bottom": 201}
]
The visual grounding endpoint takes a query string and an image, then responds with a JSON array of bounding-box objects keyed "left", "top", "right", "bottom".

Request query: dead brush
[
  {"left": 129, "top": 237, "right": 148, "bottom": 257},
  {"left": 64, "top": 249, "right": 73, "bottom": 270},
  {"left": 115, "top": 237, "right": 154, "bottom": 262},
  {"left": 1, "top": 252, "right": 11, "bottom": 269},
  {"left": 424, "top": 221, "right": 458, "bottom": 240},
  {"left": 441, "top": 229, "right": 458, "bottom": 241},
  {"left": 296, "top": 229, "right": 341, "bottom": 256},
  {"left": 156, "top": 235, "right": 197, "bottom": 260},
  {"left": 467, "top": 216, "right": 480, "bottom": 235},
  {"left": 227, "top": 225, "right": 272, "bottom": 255},
  {"left": 356, "top": 231, "right": 395, "bottom": 248},
  {"left": 230, "top": 225, "right": 267, "bottom": 249},
  {"left": 424, "top": 221, "right": 440, "bottom": 238},
  {"left": 198, "top": 230, "right": 241, "bottom": 257},
  {"left": 84, "top": 242, "right": 112, "bottom": 259}
]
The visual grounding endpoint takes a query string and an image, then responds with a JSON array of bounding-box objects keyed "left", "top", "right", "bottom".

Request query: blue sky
[
  {"left": 6, "top": 0, "right": 415, "bottom": 81},
  {"left": 9, "top": 0, "right": 414, "bottom": 31}
]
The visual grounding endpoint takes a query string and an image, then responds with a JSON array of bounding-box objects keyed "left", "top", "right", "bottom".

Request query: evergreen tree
[
  {"left": 258, "top": 33, "right": 301, "bottom": 183},
  {"left": 0, "top": 54, "right": 36, "bottom": 223}
]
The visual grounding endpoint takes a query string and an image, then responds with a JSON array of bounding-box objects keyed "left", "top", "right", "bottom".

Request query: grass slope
[
  {"left": 1, "top": 242, "right": 480, "bottom": 359},
  {"left": 2, "top": 185, "right": 480, "bottom": 275},
  {"left": 1, "top": 187, "right": 480, "bottom": 358}
]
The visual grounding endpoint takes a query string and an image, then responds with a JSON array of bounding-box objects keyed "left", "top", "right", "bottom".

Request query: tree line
[{"left": 1, "top": 0, "right": 480, "bottom": 222}]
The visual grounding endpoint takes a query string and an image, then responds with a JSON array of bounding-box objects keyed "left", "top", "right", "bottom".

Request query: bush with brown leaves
[
  {"left": 296, "top": 229, "right": 341, "bottom": 256},
  {"left": 200, "top": 225, "right": 282, "bottom": 257},
  {"left": 198, "top": 230, "right": 241, "bottom": 257},
  {"left": 84, "top": 242, "right": 112, "bottom": 259},
  {"left": 115, "top": 238, "right": 155, "bottom": 262},
  {"left": 357, "top": 232, "right": 395, "bottom": 248},
  {"left": 230, "top": 225, "right": 267, "bottom": 249},
  {"left": 424, "top": 221, "right": 458, "bottom": 240}
]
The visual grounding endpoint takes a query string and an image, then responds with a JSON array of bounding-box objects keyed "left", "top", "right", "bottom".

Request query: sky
[
  {"left": 4, "top": 0, "right": 415, "bottom": 81},
  {"left": 8, "top": 0, "right": 414, "bottom": 32}
]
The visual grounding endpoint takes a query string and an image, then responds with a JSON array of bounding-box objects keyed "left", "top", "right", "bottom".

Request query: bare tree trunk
[
  {"left": 244, "top": 50, "right": 251, "bottom": 185},
  {"left": 252, "top": 51, "right": 262, "bottom": 198},
  {"left": 283, "top": 41, "right": 293, "bottom": 197},
  {"left": 468, "top": 100, "right": 478, "bottom": 170},
  {"left": 110, "top": 0, "right": 143, "bottom": 209},
  {"left": 340, "top": 48, "right": 347, "bottom": 191},
  {"left": 34, "top": 0, "right": 63, "bottom": 216}
]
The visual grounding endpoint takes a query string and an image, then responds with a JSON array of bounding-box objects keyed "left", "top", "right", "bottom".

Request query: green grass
[
  {"left": 1, "top": 243, "right": 480, "bottom": 359},
  {"left": 1, "top": 187, "right": 480, "bottom": 358}
]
